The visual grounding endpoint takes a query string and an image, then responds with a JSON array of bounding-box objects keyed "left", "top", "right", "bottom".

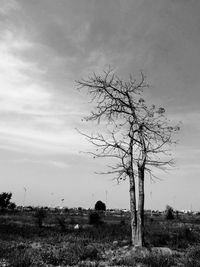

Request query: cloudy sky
[{"left": 0, "top": 0, "right": 200, "bottom": 210}]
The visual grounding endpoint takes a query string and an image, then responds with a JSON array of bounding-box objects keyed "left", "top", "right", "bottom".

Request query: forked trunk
[
  {"left": 129, "top": 172, "right": 137, "bottom": 245},
  {"left": 135, "top": 164, "right": 145, "bottom": 247}
]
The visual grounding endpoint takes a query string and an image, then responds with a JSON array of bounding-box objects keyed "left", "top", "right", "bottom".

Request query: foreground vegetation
[{"left": 0, "top": 209, "right": 200, "bottom": 266}]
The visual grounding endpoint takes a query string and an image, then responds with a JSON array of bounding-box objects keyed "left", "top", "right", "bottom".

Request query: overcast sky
[{"left": 0, "top": 0, "right": 200, "bottom": 210}]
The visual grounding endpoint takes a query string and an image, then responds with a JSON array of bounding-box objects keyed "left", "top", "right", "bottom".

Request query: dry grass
[{"left": 0, "top": 210, "right": 200, "bottom": 266}]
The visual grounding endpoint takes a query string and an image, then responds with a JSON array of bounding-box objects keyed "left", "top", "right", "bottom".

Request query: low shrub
[
  {"left": 79, "top": 223, "right": 130, "bottom": 243},
  {"left": 141, "top": 253, "right": 175, "bottom": 267},
  {"left": 185, "top": 245, "right": 200, "bottom": 267},
  {"left": 1, "top": 241, "right": 99, "bottom": 266},
  {"left": 119, "top": 219, "right": 126, "bottom": 225},
  {"left": 8, "top": 248, "right": 43, "bottom": 267},
  {"left": 39, "top": 241, "right": 99, "bottom": 265},
  {"left": 89, "top": 212, "right": 101, "bottom": 225},
  {"left": 112, "top": 251, "right": 175, "bottom": 267},
  {"left": 69, "top": 217, "right": 76, "bottom": 225},
  {"left": 80, "top": 244, "right": 99, "bottom": 260},
  {"left": 34, "top": 208, "right": 47, "bottom": 228},
  {"left": 165, "top": 205, "right": 174, "bottom": 220},
  {"left": 0, "top": 241, "right": 12, "bottom": 259},
  {"left": 171, "top": 226, "right": 197, "bottom": 248},
  {"left": 56, "top": 215, "right": 66, "bottom": 232}
]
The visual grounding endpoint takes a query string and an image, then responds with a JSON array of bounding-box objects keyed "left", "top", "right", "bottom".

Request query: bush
[
  {"left": 8, "top": 202, "right": 16, "bottom": 210},
  {"left": 185, "top": 246, "right": 200, "bottom": 267},
  {"left": 172, "top": 226, "right": 197, "bottom": 248},
  {"left": 89, "top": 212, "right": 102, "bottom": 225},
  {"left": 165, "top": 205, "right": 174, "bottom": 220},
  {"left": 56, "top": 215, "right": 66, "bottom": 232},
  {"left": 34, "top": 208, "right": 47, "bottom": 228},
  {"left": 0, "top": 192, "right": 13, "bottom": 211},
  {"left": 80, "top": 244, "right": 99, "bottom": 260},
  {"left": 94, "top": 200, "right": 106, "bottom": 211}
]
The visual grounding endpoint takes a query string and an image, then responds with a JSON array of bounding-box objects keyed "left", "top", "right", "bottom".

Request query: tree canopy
[
  {"left": 0, "top": 192, "right": 13, "bottom": 210},
  {"left": 95, "top": 200, "right": 106, "bottom": 211},
  {"left": 78, "top": 68, "right": 180, "bottom": 246}
]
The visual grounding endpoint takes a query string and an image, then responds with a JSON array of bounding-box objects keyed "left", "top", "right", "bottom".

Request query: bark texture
[
  {"left": 129, "top": 173, "right": 137, "bottom": 244},
  {"left": 135, "top": 165, "right": 145, "bottom": 246}
]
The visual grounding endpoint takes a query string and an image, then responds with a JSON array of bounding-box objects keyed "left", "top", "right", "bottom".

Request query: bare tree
[{"left": 77, "top": 68, "right": 179, "bottom": 247}]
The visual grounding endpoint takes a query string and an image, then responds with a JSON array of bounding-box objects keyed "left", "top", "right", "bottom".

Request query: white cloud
[
  {"left": 0, "top": 0, "right": 19, "bottom": 15},
  {"left": 0, "top": 30, "right": 51, "bottom": 114},
  {"left": 0, "top": 124, "right": 89, "bottom": 155},
  {"left": 47, "top": 160, "right": 69, "bottom": 169},
  {"left": 0, "top": 27, "right": 86, "bottom": 154},
  {"left": 20, "top": 158, "right": 70, "bottom": 169},
  {"left": 0, "top": 157, "right": 70, "bottom": 169}
]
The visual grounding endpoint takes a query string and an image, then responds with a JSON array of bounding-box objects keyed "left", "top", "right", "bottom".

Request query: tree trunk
[
  {"left": 129, "top": 172, "right": 137, "bottom": 245},
  {"left": 135, "top": 165, "right": 145, "bottom": 247}
]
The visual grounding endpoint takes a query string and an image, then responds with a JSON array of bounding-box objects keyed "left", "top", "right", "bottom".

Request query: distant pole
[
  {"left": 50, "top": 192, "right": 54, "bottom": 208},
  {"left": 60, "top": 198, "right": 64, "bottom": 214},
  {"left": 91, "top": 193, "right": 94, "bottom": 209},
  {"left": 23, "top": 187, "right": 27, "bottom": 208},
  {"left": 105, "top": 190, "right": 108, "bottom": 208},
  {"left": 173, "top": 196, "right": 176, "bottom": 210},
  {"left": 61, "top": 198, "right": 64, "bottom": 207}
]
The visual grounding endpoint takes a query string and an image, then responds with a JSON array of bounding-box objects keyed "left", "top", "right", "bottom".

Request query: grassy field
[{"left": 0, "top": 209, "right": 200, "bottom": 266}]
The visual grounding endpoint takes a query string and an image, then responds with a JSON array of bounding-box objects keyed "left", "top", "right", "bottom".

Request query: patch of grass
[
  {"left": 144, "top": 221, "right": 200, "bottom": 249},
  {"left": 141, "top": 253, "right": 175, "bottom": 267},
  {"left": 0, "top": 240, "right": 100, "bottom": 266},
  {"left": 78, "top": 223, "right": 131, "bottom": 243},
  {"left": 1, "top": 211, "right": 200, "bottom": 266},
  {"left": 8, "top": 248, "right": 43, "bottom": 267}
]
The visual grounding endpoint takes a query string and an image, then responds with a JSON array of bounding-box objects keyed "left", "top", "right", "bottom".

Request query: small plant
[
  {"left": 165, "top": 205, "right": 174, "bottom": 220},
  {"left": 56, "top": 215, "right": 66, "bottom": 232},
  {"left": 34, "top": 208, "right": 47, "bottom": 228}
]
